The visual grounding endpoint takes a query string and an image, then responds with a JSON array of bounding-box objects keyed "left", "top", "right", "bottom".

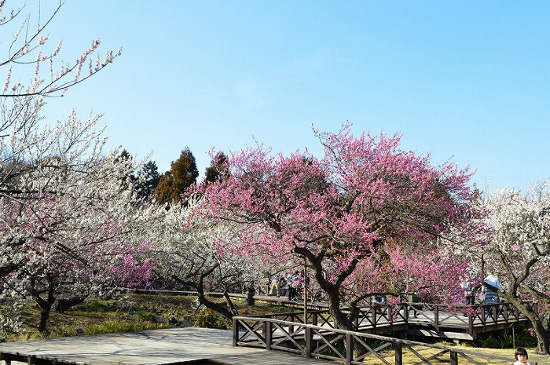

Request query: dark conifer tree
[
  {"left": 205, "top": 151, "right": 229, "bottom": 184},
  {"left": 154, "top": 148, "right": 198, "bottom": 204}
]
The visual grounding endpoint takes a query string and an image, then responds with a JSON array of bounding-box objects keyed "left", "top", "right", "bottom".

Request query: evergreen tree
[
  {"left": 154, "top": 148, "right": 198, "bottom": 204},
  {"left": 135, "top": 161, "right": 161, "bottom": 200},
  {"left": 205, "top": 151, "right": 229, "bottom": 184}
]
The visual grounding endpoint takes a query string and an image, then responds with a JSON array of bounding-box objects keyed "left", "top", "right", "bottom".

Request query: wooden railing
[
  {"left": 352, "top": 303, "right": 408, "bottom": 331},
  {"left": 405, "top": 301, "right": 533, "bottom": 335},
  {"left": 131, "top": 289, "right": 533, "bottom": 337},
  {"left": 233, "top": 315, "right": 529, "bottom": 365},
  {"left": 242, "top": 300, "right": 533, "bottom": 339}
]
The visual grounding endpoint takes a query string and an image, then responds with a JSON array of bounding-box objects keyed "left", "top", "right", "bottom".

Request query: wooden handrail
[{"left": 233, "top": 315, "right": 521, "bottom": 365}]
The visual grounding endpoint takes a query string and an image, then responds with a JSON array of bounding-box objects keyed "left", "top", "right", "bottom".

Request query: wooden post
[
  {"left": 287, "top": 321, "right": 295, "bottom": 349},
  {"left": 232, "top": 317, "right": 239, "bottom": 346},
  {"left": 372, "top": 304, "right": 377, "bottom": 332},
  {"left": 303, "top": 257, "right": 308, "bottom": 323},
  {"left": 265, "top": 321, "right": 272, "bottom": 351},
  {"left": 346, "top": 333, "right": 353, "bottom": 365},
  {"left": 468, "top": 313, "right": 474, "bottom": 336},
  {"left": 450, "top": 350, "right": 458, "bottom": 365},
  {"left": 434, "top": 305, "right": 439, "bottom": 332},
  {"left": 305, "top": 327, "right": 312, "bottom": 358},
  {"left": 394, "top": 341, "right": 403, "bottom": 365},
  {"left": 503, "top": 303, "right": 509, "bottom": 322}
]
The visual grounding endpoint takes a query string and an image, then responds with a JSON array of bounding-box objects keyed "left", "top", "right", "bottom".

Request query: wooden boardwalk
[
  {"left": 134, "top": 290, "right": 533, "bottom": 340},
  {"left": 251, "top": 294, "right": 532, "bottom": 340},
  {"left": 0, "top": 291, "right": 537, "bottom": 365},
  {"left": 0, "top": 327, "right": 331, "bottom": 365},
  {"left": 232, "top": 316, "right": 541, "bottom": 365}
]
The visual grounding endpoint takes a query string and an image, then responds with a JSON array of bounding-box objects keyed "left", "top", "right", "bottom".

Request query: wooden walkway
[
  {"left": 232, "top": 316, "right": 538, "bottom": 365},
  {"left": 249, "top": 294, "right": 533, "bottom": 340},
  {"left": 0, "top": 291, "right": 538, "bottom": 365},
  {"left": 0, "top": 327, "right": 331, "bottom": 365},
  {"left": 134, "top": 289, "right": 533, "bottom": 340}
]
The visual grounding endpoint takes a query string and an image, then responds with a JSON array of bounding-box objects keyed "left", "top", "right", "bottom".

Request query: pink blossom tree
[{"left": 198, "top": 124, "right": 477, "bottom": 330}]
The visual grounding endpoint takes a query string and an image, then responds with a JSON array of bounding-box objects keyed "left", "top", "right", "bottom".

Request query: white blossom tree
[
  {"left": 0, "top": 112, "right": 161, "bottom": 333},
  {"left": 476, "top": 180, "right": 550, "bottom": 354},
  {"left": 151, "top": 199, "right": 285, "bottom": 320},
  {"left": 0, "top": 0, "right": 134, "bottom": 336},
  {"left": 0, "top": 1, "right": 120, "bottom": 99}
]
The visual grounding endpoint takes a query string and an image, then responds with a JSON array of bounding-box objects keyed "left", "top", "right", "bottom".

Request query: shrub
[
  {"left": 194, "top": 309, "right": 230, "bottom": 329},
  {"left": 474, "top": 328, "right": 537, "bottom": 349},
  {"left": 85, "top": 299, "right": 114, "bottom": 312}
]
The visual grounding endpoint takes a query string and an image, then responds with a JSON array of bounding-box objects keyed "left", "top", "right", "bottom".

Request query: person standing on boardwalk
[
  {"left": 482, "top": 274, "right": 501, "bottom": 318},
  {"left": 269, "top": 275, "right": 284, "bottom": 297},
  {"left": 287, "top": 271, "right": 299, "bottom": 301}
]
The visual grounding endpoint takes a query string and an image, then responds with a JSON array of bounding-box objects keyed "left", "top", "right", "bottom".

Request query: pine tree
[{"left": 154, "top": 148, "right": 198, "bottom": 204}]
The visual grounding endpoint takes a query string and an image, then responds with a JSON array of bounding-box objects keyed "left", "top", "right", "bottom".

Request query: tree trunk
[
  {"left": 37, "top": 301, "right": 52, "bottom": 334},
  {"left": 31, "top": 278, "right": 56, "bottom": 334},
  {"left": 325, "top": 285, "right": 353, "bottom": 330},
  {"left": 172, "top": 273, "right": 235, "bottom": 320},
  {"left": 306, "top": 253, "right": 364, "bottom": 357},
  {"left": 532, "top": 320, "right": 550, "bottom": 355},
  {"left": 36, "top": 291, "right": 56, "bottom": 334},
  {"left": 246, "top": 281, "right": 255, "bottom": 306},
  {"left": 534, "top": 331, "right": 550, "bottom": 355},
  {"left": 505, "top": 296, "right": 550, "bottom": 355},
  {"left": 223, "top": 290, "right": 239, "bottom": 316},
  {"left": 196, "top": 291, "right": 234, "bottom": 320}
]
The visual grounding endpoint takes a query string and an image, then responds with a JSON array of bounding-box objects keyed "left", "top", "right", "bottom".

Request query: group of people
[
  {"left": 269, "top": 270, "right": 309, "bottom": 301},
  {"left": 459, "top": 274, "right": 502, "bottom": 309}
]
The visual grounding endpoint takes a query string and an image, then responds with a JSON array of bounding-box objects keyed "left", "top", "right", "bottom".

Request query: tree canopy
[
  {"left": 197, "top": 124, "right": 477, "bottom": 329},
  {"left": 470, "top": 180, "right": 550, "bottom": 354}
]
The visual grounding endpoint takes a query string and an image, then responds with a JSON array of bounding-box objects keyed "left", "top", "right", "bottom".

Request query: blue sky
[{"left": 32, "top": 1, "right": 550, "bottom": 191}]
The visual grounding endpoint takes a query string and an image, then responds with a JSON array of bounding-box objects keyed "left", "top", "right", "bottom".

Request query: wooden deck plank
[{"left": 0, "top": 328, "right": 331, "bottom": 365}]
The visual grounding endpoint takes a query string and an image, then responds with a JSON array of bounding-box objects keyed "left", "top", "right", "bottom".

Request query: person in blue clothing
[{"left": 482, "top": 274, "right": 501, "bottom": 318}]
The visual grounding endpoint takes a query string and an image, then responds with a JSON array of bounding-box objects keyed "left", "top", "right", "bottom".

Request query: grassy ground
[
  {"left": 4, "top": 292, "right": 292, "bottom": 342},
  {"left": 359, "top": 344, "right": 548, "bottom": 364},
  {"left": 3, "top": 294, "right": 548, "bottom": 364}
]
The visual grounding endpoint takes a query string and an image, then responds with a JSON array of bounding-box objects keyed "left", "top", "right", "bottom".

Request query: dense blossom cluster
[
  {"left": 475, "top": 180, "right": 550, "bottom": 353},
  {"left": 0, "top": 112, "right": 159, "bottom": 332},
  {"left": 197, "top": 123, "right": 477, "bottom": 329}
]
